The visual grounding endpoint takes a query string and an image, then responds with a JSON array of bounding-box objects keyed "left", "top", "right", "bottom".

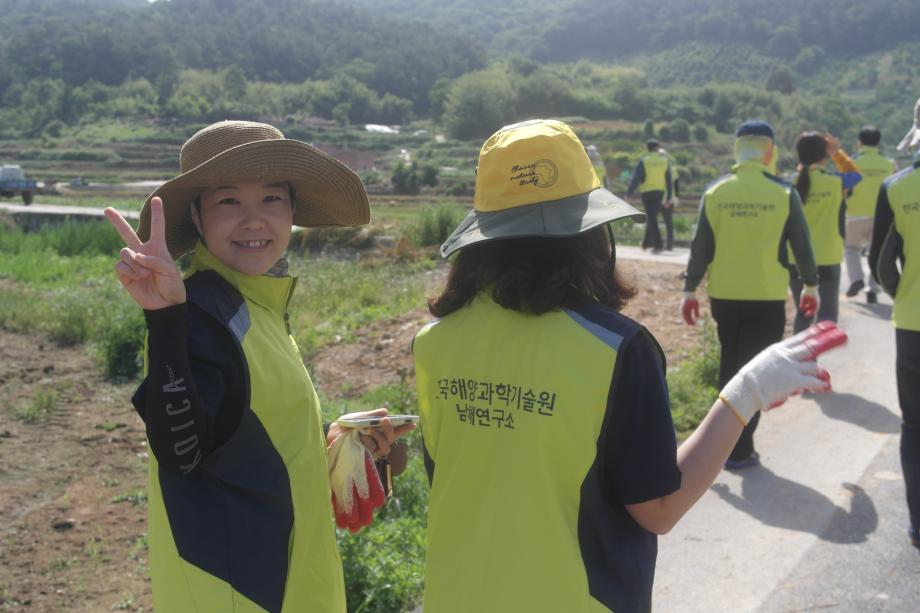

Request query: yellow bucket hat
[
  {"left": 440, "top": 119, "right": 644, "bottom": 257},
  {"left": 138, "top": 120, "right": 370, "bottom": 258}
]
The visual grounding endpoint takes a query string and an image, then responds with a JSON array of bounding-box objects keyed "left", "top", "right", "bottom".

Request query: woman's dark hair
[
  {"left": 427, "top": 226, "right": 636, "bottom": 317},
  {"left": 794, "top": 132, "right": 827, "bottom": 203}
]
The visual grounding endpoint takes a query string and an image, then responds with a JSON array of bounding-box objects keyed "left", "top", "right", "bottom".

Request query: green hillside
[{"left": 1, "top": 0, "right": 918, "bottom": 192}]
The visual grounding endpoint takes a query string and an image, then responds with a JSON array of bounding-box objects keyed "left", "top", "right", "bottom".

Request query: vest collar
[
  {"left": 187, "top": 241, "right": 294, "bottom": 315},
  {"left": 860, "top": 146, "right": 879, "bottom": 155},
  {"left": 731, "top": 160, "right": 770, "bottom": 174}
]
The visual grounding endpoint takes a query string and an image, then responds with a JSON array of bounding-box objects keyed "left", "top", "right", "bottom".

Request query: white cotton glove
[
  {"left": 328, "top": 429, "right": 385, "bottom": 533},
  {"left": 719, "top": 322, "right": 847, "bottom": 425}
]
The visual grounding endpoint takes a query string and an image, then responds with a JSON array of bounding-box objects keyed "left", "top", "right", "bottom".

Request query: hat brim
[
  {"left": 439, "top": 188, "right": 645, "bottom": 257},
  {"left": 898, "top": 125, "right": 920, "bottom": 152},
  {"left": 138, "top": 139, "right": 369, "bottom": 258}
]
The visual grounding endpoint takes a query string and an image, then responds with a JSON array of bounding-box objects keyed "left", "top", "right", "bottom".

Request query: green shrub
[
  {"left": 11, "top": 389, "right": 58, "bottom": 423},
  {"left": 44, "top": 221, "right": 123, "bottom": 257},
  {"left": 45, "top": 289, "right": 97, "bottom": 346},
  {"left": 338, "top": 514, "right": 426, "bottom": 613},
  {"left": 411, "top": 204, "right": 466, "bottom": 246},
  {"left": 97, "top": 308, "right": 146, "bottom": 380},
  {"left": 667, "top": 318, "right": 720, "bottom": 434}
]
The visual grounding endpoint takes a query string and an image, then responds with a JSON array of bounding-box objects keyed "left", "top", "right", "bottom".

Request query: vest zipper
[{"left": 283, "top": 277, "right": 297, "bottom": 336}]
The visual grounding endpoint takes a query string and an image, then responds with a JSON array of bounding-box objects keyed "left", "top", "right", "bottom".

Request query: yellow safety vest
[
  {"left": 796, "top": 169, "right": 844, "bottom": 266},
  {"left": 145, "top": 244, "right": 345, "bottom": 613},
  {"left": 849, "top": 148, "right": 896, "bottom": 217},
  {"left": 886, "top": 167, "right": 920, "bottom": 331},
  {"left": 704, "top": 161, "right": 793, "bottom": 300},
  {"left": 640, "top": 152, "right": 669, "bottom": 193},
  {"left": 414, "top": 294, "right": 659, "bottom": 612}
]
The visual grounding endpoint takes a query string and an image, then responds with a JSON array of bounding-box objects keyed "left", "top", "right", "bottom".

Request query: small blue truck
[{"left": 0, "top": 164, "right": 37, "bottom": 205}]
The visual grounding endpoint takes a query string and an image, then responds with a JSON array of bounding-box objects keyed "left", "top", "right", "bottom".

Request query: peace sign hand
[{"left": 104, "top": 197, "right": 186, "bottom": 310}]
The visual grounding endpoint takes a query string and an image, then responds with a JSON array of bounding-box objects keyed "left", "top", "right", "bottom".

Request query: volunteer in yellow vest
[
  {"left": 627, "top": 139, "right": 674, "bottom": 251},
  {"left": 788, "top": 132, "right": 862, "bottom": 333},
  {"left": 681, "top": 120, "right": 820, "bottom": 470},
  {"left": 102, "top": 121, "right": 413, "bottom": 612},
  {"left": 845, "top": 126, "right": 897, "bottom": 303},
  {"left": 413, "top": 119, "right": 846, "bottom": 612},
  {"left": 869, "top": 95, "right": 920, "bottom": 549}
]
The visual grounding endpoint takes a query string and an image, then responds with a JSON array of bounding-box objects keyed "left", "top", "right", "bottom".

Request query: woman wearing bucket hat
[
  {"left": 869, "top": 95, "right": 920, "bottom": 548},
  {"left": 103, "top": 120, "right": 415, "bottom": 612},
  {"left": 412, "top": 119, "right": 847, "bottom": 612}
]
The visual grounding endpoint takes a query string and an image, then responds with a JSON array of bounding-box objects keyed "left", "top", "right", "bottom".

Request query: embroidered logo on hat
[
  {"left": 510, "top": 159, "right": 558, "bottom": 189},
  {"left": 438, "top": 119, "right": 645, "bottom": 257}
]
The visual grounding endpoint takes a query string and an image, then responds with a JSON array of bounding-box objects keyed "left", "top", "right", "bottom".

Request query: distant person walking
[
  {"left": 627, "top": 139, "right": 674, "bottom": 251},
  {"left": 788, "top": 132, "right": 862, "bottom": 332},
  {"left": 846, "top": 126, "right": 897, "bottom": 303},
  {"left": 681, "top": 120, "right": 819, "bottom": 470},
  {"left": 869, "top": 96, "right": 920, "bottom": 549}
]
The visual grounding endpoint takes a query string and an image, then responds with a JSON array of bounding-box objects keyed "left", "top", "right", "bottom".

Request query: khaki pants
[{"left": 844, "top": 216, "right": 879, "bottom": 292}]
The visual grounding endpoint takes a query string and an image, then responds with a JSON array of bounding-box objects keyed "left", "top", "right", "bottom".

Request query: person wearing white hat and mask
[
  {"left": 103, "top": 120, "right": 415, "bottom": 612},
  {"left": 412, "top": 119, "right": 846, "bottom": 612},
  {"left": 869, "top": 96, "right": 920, "bottom": 548},
  {"left": 682, "top": 120, "right": 821, "bottom": 470}
]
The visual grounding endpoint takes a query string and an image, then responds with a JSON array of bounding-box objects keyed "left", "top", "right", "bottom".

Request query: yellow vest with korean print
[
  {"left": 704, "top": 161, "right": 793, "bottom": 300},
  {"left": 849, "top": 148, "right": 896, "bottom": 217},
  {"left": 796, "top": 169, "right": 844, "bottom": 266},
  {"left": 887, "top": 167, "right": 920, "bottom": 331},
  {"left": 414, "top": 293, "right": 651, "bottom": 612},
  {"left": 640, "top": 152, "right": 669, "bottom": 193},
  {"left": 144, "top": 243, "right": 345, "bottom": 613}
]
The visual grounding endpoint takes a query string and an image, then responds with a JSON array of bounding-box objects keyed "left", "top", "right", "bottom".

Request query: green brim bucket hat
[{"left": 440, "top": 119, "right": 644, "bottom": 257}]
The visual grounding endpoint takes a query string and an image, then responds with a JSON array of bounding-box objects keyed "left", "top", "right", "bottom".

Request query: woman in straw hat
[
  {"left": 104, "top": 120, "right": 414, "bottom": 612},
  {"left": 412, "top": 119, "right": 847, "bottom": 612}
]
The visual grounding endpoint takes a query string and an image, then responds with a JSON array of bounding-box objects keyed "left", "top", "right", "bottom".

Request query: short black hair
[
  {"left": 859, "top": 125, "right": 881, "bottom": 147},
  {"left": 645, "top": 139, "right": 660, "bottom": 151}
]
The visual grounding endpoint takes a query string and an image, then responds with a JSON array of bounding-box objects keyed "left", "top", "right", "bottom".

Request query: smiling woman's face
[{"left": 193, "top": 181, "right": 294, "bottom": 276}]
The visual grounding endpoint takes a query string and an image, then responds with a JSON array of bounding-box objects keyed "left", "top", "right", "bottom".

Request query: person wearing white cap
[
  {"left": 869, "top": 95, "right": 920, "bottom": 548},
  {"left": 682, "top": 120, "right": 820, "bottom": 470}
]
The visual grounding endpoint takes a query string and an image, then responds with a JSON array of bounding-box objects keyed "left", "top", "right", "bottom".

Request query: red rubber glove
[
  {"left": 681, "top": 291, "right": 700, "bottom": 326},
  {"left": 328, "top": 430, "right": 386, "bottom": 533},
  {"left": 799, "top": 285, "right": 819, "bottom": 319}
]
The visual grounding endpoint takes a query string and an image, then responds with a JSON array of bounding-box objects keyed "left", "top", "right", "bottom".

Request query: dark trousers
[
  {"left": 661, "top": 201, "right": 674, "bottom": 250},
  {"left": 641, "top": 191, "right": 664, "bottom": 250},
  {"left": 896, "top": 329, "right": 920, "bottom": 530},
  {"left": 789, "top": 265, "right": 841, "bottom": 333},
  {"left": 710, "top": 298, "right": 786, "bottom": 461}
]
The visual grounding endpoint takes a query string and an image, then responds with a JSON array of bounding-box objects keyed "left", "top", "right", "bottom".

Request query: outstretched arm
[{"left": 626, "top": 323, "right": 847, "bottom": 534}]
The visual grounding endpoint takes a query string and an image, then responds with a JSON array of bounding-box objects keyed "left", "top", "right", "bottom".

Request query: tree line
[{"left": 0, "top": 0, "right": 916, "bottom": 145}]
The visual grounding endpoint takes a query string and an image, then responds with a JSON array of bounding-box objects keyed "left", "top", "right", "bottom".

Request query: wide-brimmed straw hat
[
  {"left": 138, "top": 120, "right": 369, "bottom": 258},
  {"left": 440, "top": 119, "right": 644, "bottom": 257},
  {"left": 897, "top": 96, "right": 920, "bottom": 152}
]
